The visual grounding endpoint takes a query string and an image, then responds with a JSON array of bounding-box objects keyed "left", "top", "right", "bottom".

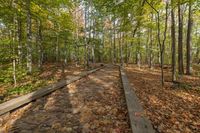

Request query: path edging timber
[
  {"left": 120, "top": 67, "right": 155, "bottom": 133},
  {"left": 0, "top": 66, "right": 104, "bottom": 116}
]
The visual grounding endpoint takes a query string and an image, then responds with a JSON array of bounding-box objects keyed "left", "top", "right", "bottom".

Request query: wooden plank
[
  {"left": 120, "top": 67, "right": 155, "bottom": 133},
  {"left": 0, "top": 67, "right": 103, "bottom": 116}
]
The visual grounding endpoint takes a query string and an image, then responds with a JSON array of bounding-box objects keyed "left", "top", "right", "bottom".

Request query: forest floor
[
  {"left": 0, "top": 65, "right": 131, "bottom": 133},
  {"left": 126, "top": 65, "right": 200, "bottom": 133},
  {"left": 0, "top": 63, "right": 100, "bottom": 103}
]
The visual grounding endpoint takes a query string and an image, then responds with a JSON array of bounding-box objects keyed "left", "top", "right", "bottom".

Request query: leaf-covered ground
[
  {"left": 0, "top": 63, "right": 100, "bottom": 102},
  {"left": 0, "top": 65, "right": 131, "bottom": 133},
  {"left": 126, "top": 65, "right": 200, "bottom": 133}
]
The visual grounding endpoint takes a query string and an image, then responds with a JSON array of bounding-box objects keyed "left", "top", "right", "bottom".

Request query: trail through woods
[
  {"left": 1, "top": 0, "right": 200, "bottom": 132},
  {"left": 0, "top": 66, "right": 131, "bottom": 133}
]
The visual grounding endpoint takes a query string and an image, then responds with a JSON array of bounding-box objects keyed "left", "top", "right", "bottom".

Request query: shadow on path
[
  {"left": 7, "top": 86, "right": 82, "bottom": 133},
  {"left": 1, "top": 65, "right": 131, "bottom": 133}
]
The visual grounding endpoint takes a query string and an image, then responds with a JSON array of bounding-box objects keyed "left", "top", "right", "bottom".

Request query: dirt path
[{"left": 0, "top": 65, "right": 131, "bottom": 133}]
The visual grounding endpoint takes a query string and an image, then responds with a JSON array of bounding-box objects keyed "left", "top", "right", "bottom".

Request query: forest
[{"left": 0, "top": 0, "right": 200, "bottom": 133}]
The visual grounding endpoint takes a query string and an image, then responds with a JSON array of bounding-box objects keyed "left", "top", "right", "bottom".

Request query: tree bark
[
  {"left": 120, "top": 32, "right": 124, "bottom": 66},
  {"left": 178, "top": 0, "right": 184, "bottom": 75},
  {"left": 171, "top": 0, "right": 176, "bottom": 82},
  {"left": 125, "top": 34, "right": 129, "bottom": 65},
  {"left": 11, "top": 0, "right": 17, "bottom": 86},
  {"left": 17, "top": 16, "right": 22, "bottom": 65},
  {"left": 37, "top": 20, "right": 43, "bottom": 69},
  {"left": 136, "top": 31, "right": 141, "bottom": 68},
  {"left": 26, "top": 0, "right": 32, "bottom": 74},
  {"left": 149, "top": 13, "right": 154, "bottom": 69},
  {"left": 149, "top": 27, "right": 153, "bottom": 68},
  {"left": 56, "top": 33, "right": 59, "bottom": 62},
  {"left": 84, "top": 4, "right": 89, "bottom": 68},
  {"left": 64, "top": 40, "right": 67, "bottom": 66},
  {"left": 161, "top": 2, "right": 168, "bottom": 86},
  {"left": 186, "top": 1, "right": 193, "bottom": 75},
  {"left": 113, "top": 14, "right": 116, "bottom": 63},
  {"left": 196, "top": 48, "right": 200, "bottom": 64}
]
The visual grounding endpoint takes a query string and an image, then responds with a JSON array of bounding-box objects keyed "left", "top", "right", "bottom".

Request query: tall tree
[
  {"left": 17, "top": 15, "right": 22, "bottom": 65},
  {"left": 26, "top": 0, "right": 32, "bottom": 74},
  {"left": 160, "top": 1, "right": 169, "bottom": 86},
  {"left": 171, "top": 0, "right": 176, "bottom": 82},
  {"left": 178, "top": 0, "right": 184, "bottom": 74},
  {"left": 12, "top": 0, "right": 17, "bottom": 86},
  {"left": 186, "top": 0, "right": 193, "bottom": 75},
  {"left": 37, "top": 19, "right": 43, "bottom": 69}
]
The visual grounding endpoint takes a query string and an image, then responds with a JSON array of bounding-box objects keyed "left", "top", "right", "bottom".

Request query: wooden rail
[
  {"left": 120, "top": 67, "right": 155, "bottom": 133},
  {"left": 0, "top": 67, "right": 103, "bottom": 116}
]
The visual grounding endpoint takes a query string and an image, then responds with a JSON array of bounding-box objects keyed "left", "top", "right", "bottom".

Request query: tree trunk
[
  {"left": 149, "top": 13, "right": 154, "bottom": 69},
  {"left": 11, "top": 0, "right": 17, "bottom": 87},
  {"left": 119, "top": 32, "right": 123, "bottom": 66},
  {"left": 186, "top": 1, "right": 193, "bottom": 75},
  {"left": 196, "top": 47, "right": 200, "bottom": 64},
  {"left": 84, "top": 4, "right": 89, "bottom": 68},
  {"left": 17, "top": 16, "right": 22, "bottom": 65},
  {"left": 102, "top": 22, "right": 105, "bottom": 63},
  {"left": 91, "top": 46, "right": 95, "bottom": 63},
  {"left": 110, "top": 29, "right": 114, "bottom": 64},
  {"left": 157, "top": 43, "right": 160, "bottom": 64},
  {"left": 74, "top": 9, "right": 79, "bottom": 65},
  {"left": 195, "top": 29, "right": 200, "bottom": 64},
  {"left": 136, "top": 32, "right": 141, "bottom": 68},
  {"left": 26, "top": 0, "right": 32, "bottom": 74},
  {"left": 145, "top": 32, "right": 149, "bottom": 65},
  {"left": 61, "top": 45, "right": 66, "bottom": 79},
  {"left": 113, "top": 14, "right": 116, "bottom": 63},
  {"left": 160, "top": 2, "right": 168, "bottom": 87},
  {"left": 171, "top": 0, "right": 176, "bottom": 82},
  {"left": 12, "top": 23, "right": 17, "bottom": 87},
  {"left": 56, "top": 33, "right": 59, "bottom": 62},
  {"left": 178, "top": 1, "right": 184, "bottom": 75},
  {"left": 149, "top": 27, "right": 153, "bottom": 68},
  {"left": 125, "top": 34, "right": 129, "bottom": 65},
  {"left": 64, "top": 40, "right": 67, "bottom": 66},
  {"left": 37, "top": 20, "right": 43, "bottom": 69}
]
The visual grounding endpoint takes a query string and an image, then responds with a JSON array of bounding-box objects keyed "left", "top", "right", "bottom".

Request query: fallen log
[{"left": 120, "top": 67, "right": 155, "bottom": 133}]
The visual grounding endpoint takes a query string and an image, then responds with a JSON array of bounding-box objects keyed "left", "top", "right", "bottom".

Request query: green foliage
[
  {"left": 5, "top": 79, "right": 47, "bottom": 95},
  {"left": 0, "top": 65, "right": 13, "bottom": 83},
  {"left": 6, "top": 84, "right": 35, "bottom": 96},
  {"left": 0, "top": 64, "right": 28, "bottom": 84},
  {"left": 0, "top": 0, "right": 200, "bottom": 101}
]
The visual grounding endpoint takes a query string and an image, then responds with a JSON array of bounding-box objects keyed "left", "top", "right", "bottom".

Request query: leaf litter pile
[
  {"left": 0, "top": 65, "right": 131, "bottom": 133},
  {"left": 126, "top": 65, "right": 200, "bottom": 133}
]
